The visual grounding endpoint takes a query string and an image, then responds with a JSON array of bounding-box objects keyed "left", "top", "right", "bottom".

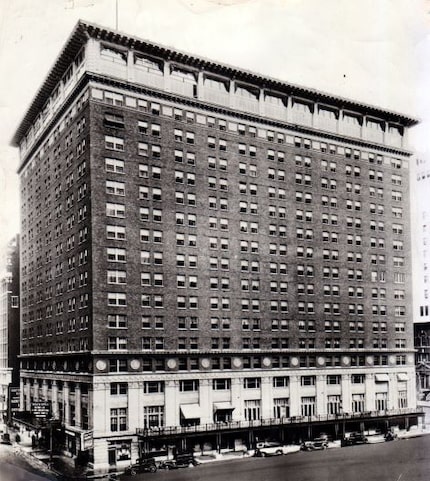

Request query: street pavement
[
  {"left": 2, "top": 433, "right": 429, "bottom": 481},
  {"left": 121, "top": 435, "right": 430, "bottom": 481}
]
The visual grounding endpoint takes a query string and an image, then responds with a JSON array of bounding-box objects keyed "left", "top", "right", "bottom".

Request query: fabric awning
[
  {"left": 375, "top": 374, "right": 390, "bottom": 382},
  {"left": 213, "top": 402, "right": 235, "bottom": 412},
  {"left": 397, "top": 373, "right": 409, "bottom": 382},
  {"left": 180, "top": 404, "right": 201, "bottom": 419}
]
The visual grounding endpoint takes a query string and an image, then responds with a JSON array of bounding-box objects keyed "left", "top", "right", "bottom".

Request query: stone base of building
[{"left": 86, "top": 409, "right": 423, "bottom": 473}]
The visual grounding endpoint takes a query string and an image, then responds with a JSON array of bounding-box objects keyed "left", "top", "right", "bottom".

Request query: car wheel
[
  {"left": 276, "top": 450, "right": 283, "bottom": 455},
  {"left": 261, "top": 452, "right": 267, "bottom": 457},
  {"left": 130, "top": 468, "right": 137, "bottom": 476},
  {"left": 149, "top": 466, "right": 157, "bottom": 473}
]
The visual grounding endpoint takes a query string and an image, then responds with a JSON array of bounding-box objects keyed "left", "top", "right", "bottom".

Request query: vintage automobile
[
  {"left": 300, "top": 438, "right": 329, "bottom": 451},
  {"left": 341, "top": 432, "right": 368, "bottom": 446},
  {"left": 124, "top": 457, "right": 157, "bottom": 475},
  {"left": 255, "top": 442, "right": 301, "bottom": 456},
  {"left": 159, "top": 452, "right": 199, "bottom": 469}
]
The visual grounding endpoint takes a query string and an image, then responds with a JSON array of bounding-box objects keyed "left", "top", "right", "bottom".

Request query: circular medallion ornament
[
  {"left": 96, "top": 360, "right": 107, "bottom": 371},
  {"left": 388, "top": 355, "right": 396, "bottom": 365},
  {"left": 262, "top": 357, "right": 271, "bottom": 368},
  {"left": 317, "top": 356, "right": 325, "bottom": 367},
  {"left": 167, "top": 358, "right": 177, "bottom": 369},
  {"left": 130, "top": 359, "right": 141, "bottom": 370},
  {"left": 290, "top": 357, "right": 299, "bottom": 367},
  {"left": 232, "top": 357, "right": 242, "bottom": 368},
  {"left": 366, "top": 356, "right": 374, "bottom": 365},
  {"left": 342, "top": 356, "right": 351, "bottom": 366},
  {"left": 201, "top": 358, "right": 210, "bottom": 369}
]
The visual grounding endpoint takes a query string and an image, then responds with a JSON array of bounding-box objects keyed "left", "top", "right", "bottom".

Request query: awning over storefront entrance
[
  {"left": 180, "top": 404, "right": 202, "bottom": 419},
  {"left": 397, "top": 373, "right": 409, "bottom": 382},
  {"left": 213, "top": 402, "right": 235, "bottom": 412},
  {"left": 375, "top": 374, "right": 390, "bottom": 382}
]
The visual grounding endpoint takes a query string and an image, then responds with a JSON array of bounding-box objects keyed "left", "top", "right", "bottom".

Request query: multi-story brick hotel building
[{"left": 12, "top": 20, "right": 421, "bottom": 471}]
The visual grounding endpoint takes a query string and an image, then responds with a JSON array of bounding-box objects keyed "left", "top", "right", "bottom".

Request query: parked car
[
  {"left": 124, "top": 458, "right": 157, "bottom": 476},
  {"left": 300, "top": 438, "right": 329, "bottom": 451},
  {"left": 159, "top": 452, "right": 198, "bottom": 469},
  {"left": 365, "top": 434, "right": 386, "bottom": 444},
  {"left": 254, "top": 442, "right": 300, "bottom": 456},
  {"left": 384, "top": 431, "right": 398, "bottom": 442},
  {"left": 341, "top": 432, "right": 368, "bottom": 446}
]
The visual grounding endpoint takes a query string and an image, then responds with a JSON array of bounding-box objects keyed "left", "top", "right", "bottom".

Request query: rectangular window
[
  {"left": 106, "top": 203, "right": 125, "bottom": 218},
  {"left": 300, "top": 376, "right": 315, "bottom": 386},
  {"left": 105, "top": 135, "right": 124, "bottom": 151},
  {"left": 212, "top": 379, "right": 231, "bottom": 390},
  {"left": 106, "top": 180, "right": 125, "bottom": 196},
  {"left": 179, "top": 380, "right": 199, "bottom": 392},
  {"left": 243, "top": 377, "right": 261, "bottom": 389},
  {"left": 110, "top": 408, "right": 127, "bottom": 431},
  {"left": 105, "top": 158, "right": 124, "bottom": 173}
]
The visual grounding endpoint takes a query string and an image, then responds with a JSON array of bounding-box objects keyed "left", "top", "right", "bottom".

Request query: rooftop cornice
[{"left": 12, "top": 19, "right": 419, "bottom": 147}]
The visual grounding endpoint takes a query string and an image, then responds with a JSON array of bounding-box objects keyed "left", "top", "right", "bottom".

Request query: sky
[{"left": 0, "top": 0, "right": 430, "bottom": 263}]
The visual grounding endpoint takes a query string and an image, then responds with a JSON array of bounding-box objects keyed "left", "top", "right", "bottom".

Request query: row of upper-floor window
[
  {"left": 21, "top": 203, "right": 407, "bottom": 265},
  {"left": 25, "top": 264, "right": 404, "bottom": 302},
  {"left": 106, "top": 336, "right": 408, "bottom": 352},
  {"left": 98, "top": 151, "right": 406, "bottom": 188},
  {"left": 21, "top": 185, "right": 404, "bottom": 225},
  {"left": 101, "top": 172, "right": 403, "bottom": 205},
  {"left": 103, "top": 133, "right": 404, "bottom": 179},
  {"left": 104, "top": 202, "right": 404, "bottom": 227},
  {"left": 104, "top": 247, "right": 404, "bottom": 271},
  {"left": 21, "top": 311, "right": 407, "bottom": 338},
  {"left": 103, "top": 290, "right": 406, "bottom": 317},
  {"left": 22, "top": 280, "right": 407, "bottom": 315},
  {"left": 106, "top": 123, "right": 403, "bottom": 172},
  {"left": 21, "top": 214, "right": 404, "bottom": 259},
  {"left": 21, "top": 144, "right": 405, "bottom": 206},
  {"left": 21, "top": 328, "right": 407, "bottom": 352},
  {"left": 21, "top": 239, "right": 405, "bottom": 279},
  {"left": 111, "top": 314, "right": 406, "bottom": 333}
]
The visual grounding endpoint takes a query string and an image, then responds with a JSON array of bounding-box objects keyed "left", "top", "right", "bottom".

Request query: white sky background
[{"left": 0, "top": 0, "right": 430, "bottom": 262}]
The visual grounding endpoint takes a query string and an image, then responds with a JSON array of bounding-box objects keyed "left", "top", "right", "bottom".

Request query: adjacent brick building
[
  {"left": 11, "top": 20, "right": 421, "bottom": 472},
  {"left": 0, "top": 235, "right": 20, "bottom": 423}
]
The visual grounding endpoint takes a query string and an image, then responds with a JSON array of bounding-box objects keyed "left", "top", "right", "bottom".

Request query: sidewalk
[
  {"left": 12, "top": 435, "right": 90, "bottom": 480},
  {"left": 13, "top": 437, "right": 255, "bottom": 480}
]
